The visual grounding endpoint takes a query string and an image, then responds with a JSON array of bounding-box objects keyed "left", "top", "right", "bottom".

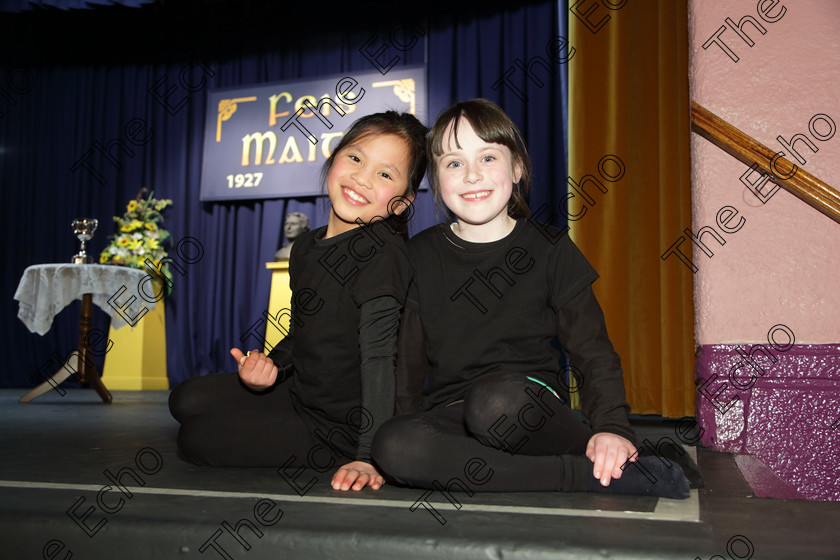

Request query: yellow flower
[
  {"left": 119, "top": 219, "right": 143, "bottom": 232},
  {"left": 110, "top": 196, "right": 172, "bottom": 270},
  {"left": 99, "top": 252, "right": 109, "bottom": 263}
]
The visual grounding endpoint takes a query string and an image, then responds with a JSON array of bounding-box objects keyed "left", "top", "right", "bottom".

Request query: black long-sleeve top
[
  {"left": 267, "top": 221, "right": 409, "bottom": 461},
  {"left": 395, "top": 219, "right": 636, "bottom": 443}
]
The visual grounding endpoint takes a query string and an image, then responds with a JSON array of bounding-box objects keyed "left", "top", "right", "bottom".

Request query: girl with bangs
[{"left": 373, "top": 99, "right": 691, "bottom": 498}]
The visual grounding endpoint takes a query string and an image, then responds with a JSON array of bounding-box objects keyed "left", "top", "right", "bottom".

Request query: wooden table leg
[
  {"left": 20, "top": 293, "right": 112, "bottom": 403},
  {"left": 18, "top": 359, "right": 78, "bottom": 403},
  {"left": 78, "top": 293, "right": 112, "bottom": 404}
]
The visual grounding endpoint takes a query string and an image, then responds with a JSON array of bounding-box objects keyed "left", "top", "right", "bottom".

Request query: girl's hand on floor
[
  {"left": 230, "top": 348, "right": 277, "bottom": 391},
  {"left": 586, "top": 432, "right": 638, "bottom": 487},
  {"left": 331, "top": 461, "right": 385, "bottom": 491}
]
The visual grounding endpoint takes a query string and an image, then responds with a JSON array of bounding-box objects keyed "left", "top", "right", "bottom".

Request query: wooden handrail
[{"left": 690, "top": 101, "right": 840, "bottom": 225}]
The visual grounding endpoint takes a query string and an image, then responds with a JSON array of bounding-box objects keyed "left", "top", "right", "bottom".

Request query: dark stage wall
[{"left": 1, "top": 0, "right": 569, "bottom": 388}]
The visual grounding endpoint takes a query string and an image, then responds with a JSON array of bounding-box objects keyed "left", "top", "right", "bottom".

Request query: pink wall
[{"left": 688, "top": 0, "right": 840, "bottom": 345}]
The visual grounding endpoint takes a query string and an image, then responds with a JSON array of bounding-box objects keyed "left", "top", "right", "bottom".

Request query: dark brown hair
[{"left": 427, "top": 98, "right": 531, "bottom": 219}]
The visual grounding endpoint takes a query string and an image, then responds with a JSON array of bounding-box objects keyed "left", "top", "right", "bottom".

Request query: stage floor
[{"left": 0, "top": 390, "right": 837, "bottom": 559}]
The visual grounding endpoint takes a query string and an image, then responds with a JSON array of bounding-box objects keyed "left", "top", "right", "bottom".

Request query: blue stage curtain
[
  {"left": 0, "top": 0, "right": 153, "bottom": 12},
  {"left": 1, "top": 0, "right": 569, "bottom": 388}
]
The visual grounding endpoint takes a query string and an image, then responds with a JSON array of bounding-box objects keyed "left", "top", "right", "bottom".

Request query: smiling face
[
  {"left": 325, "top": 133, "right": 412, "bottom": 238},
  {"left": 435, "top": 117, "right": 522, "bottom": 237}
]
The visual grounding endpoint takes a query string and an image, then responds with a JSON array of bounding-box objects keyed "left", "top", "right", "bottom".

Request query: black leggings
[
  {"left": 169, "top": 373, "right": 350, "bottom": 468},
  {"left": 371, "top": 372, "right": 597, "bottom": 492}
]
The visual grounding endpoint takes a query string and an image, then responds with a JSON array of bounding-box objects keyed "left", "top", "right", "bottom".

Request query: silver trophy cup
[{"left": 71, "top": 218, "right": 98, "bottom": 264}]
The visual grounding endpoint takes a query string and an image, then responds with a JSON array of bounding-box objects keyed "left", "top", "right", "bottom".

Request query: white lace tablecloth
[{"left": 14, "top": 264, "right": 159, "bottom": 335}]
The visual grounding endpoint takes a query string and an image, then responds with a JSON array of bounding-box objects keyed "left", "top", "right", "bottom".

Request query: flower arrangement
[{"left": 100, "top": 189, "right": 174, "bottom": 293}]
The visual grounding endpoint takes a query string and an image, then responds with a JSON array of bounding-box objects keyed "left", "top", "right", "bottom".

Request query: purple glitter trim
[{"left": 695, "top": 344, "right": 840, "bottom": 501}]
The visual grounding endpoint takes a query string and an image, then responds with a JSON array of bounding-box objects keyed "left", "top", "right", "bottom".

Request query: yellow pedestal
[
  {"left": 103, "top": 297, "right": 169, "bottom": 390},
  {"left": 265, "top": 260, "right": 292, "bottom": 353}
]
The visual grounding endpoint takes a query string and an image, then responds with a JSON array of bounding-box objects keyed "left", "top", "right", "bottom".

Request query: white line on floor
[{"left": 0, "top": 480, "right": 700, "bottom": 522}]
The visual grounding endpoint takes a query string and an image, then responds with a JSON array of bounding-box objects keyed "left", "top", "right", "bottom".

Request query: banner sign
[{"left": 200, "top": 65, "right": 427, "bottom": 201}]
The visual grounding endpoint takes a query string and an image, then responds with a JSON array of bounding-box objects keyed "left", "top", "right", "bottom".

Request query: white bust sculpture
[{"left": 275, "top": 212, "right": 310, "bottom": 260}]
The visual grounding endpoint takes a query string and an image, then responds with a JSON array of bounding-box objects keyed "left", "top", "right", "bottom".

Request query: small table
[{"left": 14, "top": 264, "right": 157, "bottom": 403}]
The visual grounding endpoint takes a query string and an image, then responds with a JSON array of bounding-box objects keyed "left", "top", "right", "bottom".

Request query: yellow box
[
  {"left": 265, "top": 260, "right": 292, "bottom": 353},
  {"left": 103, "top": 296, "right": 168, "bottom": 390}
]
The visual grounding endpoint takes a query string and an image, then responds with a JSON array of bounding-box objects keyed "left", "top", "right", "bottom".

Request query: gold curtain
[{"left": 568, "top": 0, "right": 694, "bottom": 417}]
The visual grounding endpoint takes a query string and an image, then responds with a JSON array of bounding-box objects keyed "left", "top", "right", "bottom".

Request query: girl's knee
[
  {"left": 371, "top": 416, "right": 407, "bottom": 465},
  {"left": 371, "top": 415, "right": 429, "bottom": 477},
  {"left": 463, "top": 372, "right": 529, "bottom": 431},
  {"left": 168, "top": 373, "right": 239, "bottom": 422},
  {"left": 168, "top": 378, "right": 197, "bottom": 422},
  {"left": 175, "top": 420, "right": 214, "bottom": 466}
]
